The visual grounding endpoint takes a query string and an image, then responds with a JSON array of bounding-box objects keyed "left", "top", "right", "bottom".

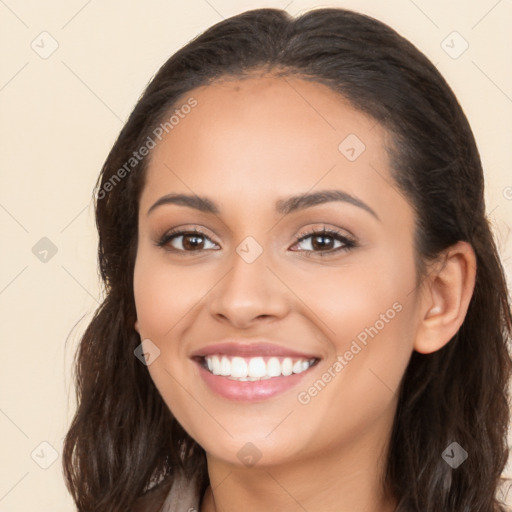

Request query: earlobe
[
  {"left": 413, "top": 241, "right": 476, "bottom": 354},
  {"left": 134, "top": 319, "right": 140, "bottom": 334}
]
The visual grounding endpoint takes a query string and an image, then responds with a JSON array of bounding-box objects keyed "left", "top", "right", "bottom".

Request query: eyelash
[
  {"left": 155, "top": 226, "right": 357, "bottom": 258},
  {"left": 293, "top": 227, "right": 357, "bottom": 257}
]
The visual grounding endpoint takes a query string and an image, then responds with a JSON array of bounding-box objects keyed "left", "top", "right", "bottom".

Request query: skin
[{"left": 133, "top": 73, "right": 476, "bottom": 512}]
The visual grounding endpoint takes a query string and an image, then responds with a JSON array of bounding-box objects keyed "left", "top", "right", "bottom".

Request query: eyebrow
[{"left": 147, "top": 189, "right": 380, "bottom": 221}]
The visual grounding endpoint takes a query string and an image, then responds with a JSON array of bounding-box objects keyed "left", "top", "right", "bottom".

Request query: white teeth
[
  {"left": 203, "top": 355, "right": 316, "bottom": 380},
  {"left": 267, "top": 357, "right": 281, "bottom": 377},
  {"left": 220, "top": 356, "right": 231, "bottom": 376},
  {"left": 231, "top": 357, "right": 247, "bottom": 378},
  {"left": 211, "top": 355, "right": 220, "bottom": 375},
  {"left": 292, "top": 360, "right": 303, "bottom": 373},
  {"left": 281, "top": 358, "right": 293, "bottom": 376},
  {"left": 248, "top": 357, "right": 267, "bottom": 378}
]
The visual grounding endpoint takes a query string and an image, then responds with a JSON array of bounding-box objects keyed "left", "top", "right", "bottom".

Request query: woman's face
[{"left": 133, "top": 74, "right": 424, "bottom": 469}]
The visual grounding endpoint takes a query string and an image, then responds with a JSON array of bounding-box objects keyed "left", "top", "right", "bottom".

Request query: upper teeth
[{"left": 204, "top": 355, "right": 315, "bottom": 380}]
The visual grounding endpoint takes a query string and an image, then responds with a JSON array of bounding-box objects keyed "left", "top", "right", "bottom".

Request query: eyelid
[
  {"left": 155, "top": 223, "right": 358, "bottom": 256},
  {"left": 155, "top": 225, "right": 219, "bottom": 249},
  {"left": 294, "top": 225, "right": 356, "bottom": 243},
  {"left": 290, "top": 226, "right": 357, "bottom": 257}
]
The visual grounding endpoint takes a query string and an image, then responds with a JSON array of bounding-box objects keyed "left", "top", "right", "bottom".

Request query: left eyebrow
[
  {"left": 146, "top": 189, "right": 380, "bottom": 222},
  {"left": 275, "top": 189, "right": 380, "bottom": 221}
]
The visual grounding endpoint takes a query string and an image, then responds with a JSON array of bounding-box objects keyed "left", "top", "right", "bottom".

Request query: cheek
[
  {"left": 293, "top": 297, "right": 414, "bottom": 454},
  {"left": 132, "top": 251, "right": 204, "bottom": 435},
  {"left": 133, "top": 251, "right": 204, "bottom": 339},
  {"left": 305, "top": 248, "right": 415, "bottom": 351},
  {"left": 301, "top": 246, "right": 417, "bottom": 409}
]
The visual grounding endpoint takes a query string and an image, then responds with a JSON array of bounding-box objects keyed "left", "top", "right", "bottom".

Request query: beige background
[{"left": 0, "top": 0, "right": 511, "bottom": 510}]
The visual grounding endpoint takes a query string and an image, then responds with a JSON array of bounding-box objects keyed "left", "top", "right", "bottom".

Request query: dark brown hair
[{"left": 63, "top": 7, "right": 512, "bottom": 511}]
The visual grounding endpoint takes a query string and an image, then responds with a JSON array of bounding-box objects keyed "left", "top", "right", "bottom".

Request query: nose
[{"left": 207, "top": 244, "right": 290, "bottom": 329}]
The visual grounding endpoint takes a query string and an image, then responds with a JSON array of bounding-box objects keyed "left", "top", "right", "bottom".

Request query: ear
[
  {"left": 414, "top": 241, "right": 476, "bottom": 354},
  {"left": 134, "top": 319, "right": 140, "bottom": 334}
]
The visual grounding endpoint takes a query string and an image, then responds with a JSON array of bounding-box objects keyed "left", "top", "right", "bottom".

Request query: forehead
[{"left": 140, "top": 74, "right": 403, "bottom": 224}]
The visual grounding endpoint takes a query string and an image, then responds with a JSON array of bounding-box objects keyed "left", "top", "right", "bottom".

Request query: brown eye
[
  {"left": 156, "top": 229, "right": 218, "bottom": 253},
  {"left": 291, "top": 227, "right": 356, "bottom": 257}
]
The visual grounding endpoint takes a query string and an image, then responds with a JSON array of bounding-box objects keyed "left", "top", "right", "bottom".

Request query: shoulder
[
  {"left": 131, "top": 474, "right": 175, "bottom": 512},
  {"left": 159, "top": 470, "right": 202, "bottom": 512},
  {"left": 131, "top": 471, "right": 203, "bottom": 512},
  {"left": 496, "top": 475, "right": 512, "bottom": 511}
]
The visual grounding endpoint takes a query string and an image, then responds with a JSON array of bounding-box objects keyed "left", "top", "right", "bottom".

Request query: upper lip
[{"left": 190, "top": 340, "right": 320, "bottom": 360}]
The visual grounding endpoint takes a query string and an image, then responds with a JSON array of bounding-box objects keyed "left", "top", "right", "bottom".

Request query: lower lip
[{"left": 195, "top": 360, "right": 317, "bottom": 402}]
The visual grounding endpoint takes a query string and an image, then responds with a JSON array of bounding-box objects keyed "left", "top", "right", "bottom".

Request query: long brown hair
[{"left": 63, "top": 7, "right": 512, "bottom": 511}]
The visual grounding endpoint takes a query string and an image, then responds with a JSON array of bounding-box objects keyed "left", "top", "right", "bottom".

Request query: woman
[{"left": 63, "top": 7, "right": 512, "bottom": 511}]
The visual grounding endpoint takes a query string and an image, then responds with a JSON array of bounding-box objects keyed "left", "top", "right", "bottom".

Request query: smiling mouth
[{"left": 195, "top": 355, "right": 320, "bottom": 381}]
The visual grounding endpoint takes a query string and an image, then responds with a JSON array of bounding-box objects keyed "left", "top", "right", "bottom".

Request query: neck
[{"left": 200, "top": 416, "right": 397, "bottom": 512}]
